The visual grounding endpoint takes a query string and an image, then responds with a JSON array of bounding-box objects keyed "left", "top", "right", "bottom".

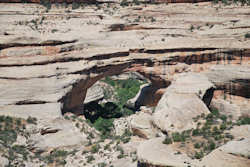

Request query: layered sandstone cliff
[{"left": 0, "top": 1, "right": 249, "bottom": 167}]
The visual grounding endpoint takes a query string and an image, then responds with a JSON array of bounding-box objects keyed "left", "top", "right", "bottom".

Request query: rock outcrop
[
  {"left": 1, "top": 2, "right": 250, "bottom": 121},
  {"left": 0, "top": 2, "right": 250, "bottom": 166},
  {"left": 137, "top": 137, "right": 199, "bottom": 167},
  {"left": 84, "top": 81, "right": 104, "bottom": 104},
  {"left": 29, "top": 118, "right": 88, "bottom": 150},
  {"left": 201, "top": 139, "right": 250, "bottom": 167},
  {"left": 153, "top": 73, "right": 214, "bottom": 132}
]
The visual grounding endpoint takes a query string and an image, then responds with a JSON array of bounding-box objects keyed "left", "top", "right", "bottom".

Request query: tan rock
[
  {"left": 129, "top": 111, "right": 158, "bottom": 139},
  {"left": 137, "top": 137, "right": 199, "bottom": 167},
  {"left": 153, "top": 73, "right": 213, "bottom": 132},
  {"left": 0, "top": 156, "right": 9, "bottom": 167},
  {"left": 201, "top": 141, "right": 250, "bottom": 167},
  {"left": 29, "top": 118, "right": 88, "bottom": 150}
]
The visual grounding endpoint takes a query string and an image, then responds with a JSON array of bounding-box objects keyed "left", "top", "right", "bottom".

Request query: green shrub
[
  {"left": 98, "top": 162, "right": 107, "bottom": 167},
  {"left": 40, "top": 0, "right": 51, "bottom": 12},
  {"left": 163, "top": 136, "right": 172, "bottom": 145},
  {"left": 91, "top": 144, "right": 100, "bottom": 153},
  {"left": 72, "top": 2, "right": 80, "bottom": 10},
  {"left": 93, "top": 117, "right": 113, "bottom": 136},
  {"left": 86, "top": 155, "right": 95, "bottom": 163},
  {"left": 27, "top": 116, "right": 37, "bottom": 124},
  {"left": 219, "top": 115, "right": 227, "bottom": 122},
  {"left": 237, "top": 116, "right": 250, "bottom": 125},
  {"left": 220, "top": 123, "right": 227, "bottom": 130},
  {"left": 104, "top": 144, "right": 110, "bottom": 150},
  {"left": 12, "top": 145, "right": 29, "bottom": 160},
  {"left": 172, "top": 132, "right": 186, "bottom": 142},
  {"left": 0, "top": 129, "right": 17, "bottom": 145},
  {"left": 151, "top": 17, "right": 156, "bottom": 22},
  {"left": 208, "top": 140, "right": 216, "bottom": 151},
  {"left": 51, "top": 150, "right": 68, "bottom": 158},
  {"left": 214, "top": 134, "right": 223, "bottom": 141},
  {"left": 120, "top": 0, "right": 129, "bottom": 7},
  {"left": 194, "top": 151, "right": 204, "bottom": 159},
  {"left": 211, "top": 108, "right": 220, "bottom": 116},
  {"left": 192, "top": 129, "right": 200, "bottom": 136},
  {"left": 190, "top": 25, "right": 194, "bottom": 32},
  {"left": 225, "top": 133, "right": 234, "bottom": 140},
  {"left": 245, "top": 33, "right": 250, "bottom": 38},
  {"left": 132, "top": 0, "right": 140, "bottom": 5},
  {"left": 117, "top": 154, "right": 125, "bottom": 159},
  {"left": 194, "top": 143, "right": 201, "bottom": 149}
]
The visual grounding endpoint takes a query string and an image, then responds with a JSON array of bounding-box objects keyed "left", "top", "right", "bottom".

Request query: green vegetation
[
  {"left": 245, "top": 33, "right": 250, "bottom": 38},
  {"left": 91, "top": 144, "right": 101, "bottom": 153},
  {"left": 194, "top": 151, "right": 204, "bottom": 159},
  {"left": 190, "top": 25, "right": 194, "bottom": 32},
  {"left": 40, "top": 0, "right": 51, "bottom": 12},
  {"left": 103, "top": 77, "right": 143, "bottom": 106},
  {"left": 162, "top": 108, "right": 248, "bottom": 160},
  {"left": 72, "top": 2, "right": 81, "bottom": 10},
  {"left": 116, "top": 145, "right": 125, "bottom": 159},
  {"left": 0, "top": 116, "right": 26, "bottom": 145},
  {"left": 0, "top": 116, "right": 34, "bottom": 166},
  {"left": 194, "top": 143, "right": 201, "bottom": 149},
  {"left": 163, "top": 136, "right": 172, "bottom": 144},
  {"left": 42, "top": 149, "right": 68, "bottom": 165},
  {"left": 84, "top": 76, "right": 145, "bottom": 138},
  {"left": 120, "top": 0, "right": 129, "bottom": 7},
  {"left": 98, "top": 162, "right": 107, "bottom": 167},
  {"left": 172, "top": 132, "right": 188, "bottom": 142},
  {"left": 132, "top": 0, "right": 140, "bottom": 5},
  {"left": 120, "top": 129, "right": 132, "bottom": 143},
  {"left": 212, "top": 0, "right": 250, "bottom": 5},
  {"left": 86, "top": 155, "right": 95, "bottom": 163},
  {"left": 237, "top": 116, "right": 250, "bottom": 125},
  {"left": 27, "top": 116, "right": 37, "bottom": 125},
  {"left": 93, "top": 117, "right": 114, "bottom": 137}
]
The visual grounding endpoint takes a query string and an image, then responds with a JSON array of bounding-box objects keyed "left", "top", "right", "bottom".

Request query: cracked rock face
[
  {"left": 0, "top": 1, "right": 250, "bottom": 166},
  {"left": 153, "top": 73, "right": 214, "bottom": 132}
]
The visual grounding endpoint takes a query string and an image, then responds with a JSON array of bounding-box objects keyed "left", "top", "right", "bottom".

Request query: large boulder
[
  {"left": 29, "top": 118, "right": 88, "bottom": 150},
  {"left": 137, "top": 137, "right": 199, "bottom": 167},
  {"left": 129, "top": 111, "right": 159, "bottom": 139},
  {"left": 220, "top": 138, "right": 250, "bottom": 158},
  {"left": 153, "top": 73, "right": 214, "bottom": 132},
  {"left": 229, "top": 125, "right": 250, "bottom": 140},
  {"left": 201, "top": 139, "right": 250, "bottom": 167},
  {"left": 0, "top": 156, "right": 9, "bottom": 167},
  {"left": 84, "top": 81, "right": 104, "bottom": 104}
]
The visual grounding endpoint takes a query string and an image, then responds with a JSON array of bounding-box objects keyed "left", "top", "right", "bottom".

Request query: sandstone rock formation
[
  {"left": 0, "top": 1, "right": 250, "bottom": 167},
  {"left": 137, "top": 137, "right": 199, "bottom": 167},
  {"left": 84, "top": 81, "right": 104, "bottom": 104},
  {"left": 201, "top": 140, "right": 250, "bottom": 167},
  {"left": 1, "top": 2, "right": 250, "bottom": 121},
  {"left": 153, "top": 73, "right": 214, "bottom": 132},
  {"left": 28, "top": 118, "right": 88, "bottom": 150},
  {"left": 129, "top": 111, "right": 159, "bottom": 139}
]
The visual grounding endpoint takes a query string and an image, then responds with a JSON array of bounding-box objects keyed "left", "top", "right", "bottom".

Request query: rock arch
[{"left": 0, "top": 45, "right": 249, "bottom": 120}]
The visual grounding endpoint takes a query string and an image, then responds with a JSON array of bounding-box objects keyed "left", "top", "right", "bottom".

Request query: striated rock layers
[
  {"left": 0, "top": 2, "right": 250, "bottom": 120},
  {"left": 0, "top": 3, "right": 249, "bottom": 165}
]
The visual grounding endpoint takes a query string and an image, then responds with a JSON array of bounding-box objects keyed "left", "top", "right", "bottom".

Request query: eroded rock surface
[
  {"left": 0, "top": 1, "right": 250, "bottom": 167},
  {"left": 153, "top": 73, "right": 213, "bottom": 132}
]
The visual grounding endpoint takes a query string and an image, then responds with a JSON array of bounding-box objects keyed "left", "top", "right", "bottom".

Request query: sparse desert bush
[
  {"left": 27, "top": 116, "right": 37, "bottom": 124},
  {"left": 163, "top": 136, "right": 172, "bottom": 144},
  {"left": 245, "top": 33, "right": 250, "bottom": 38},
  {"left": 86, "top": 155, "right": 95, "bottom": 163}
]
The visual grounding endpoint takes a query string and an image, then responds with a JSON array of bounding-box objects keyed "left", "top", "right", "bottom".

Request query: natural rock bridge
[{"left": 0, "top": 2, "right": 250, "bottom": 122}]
